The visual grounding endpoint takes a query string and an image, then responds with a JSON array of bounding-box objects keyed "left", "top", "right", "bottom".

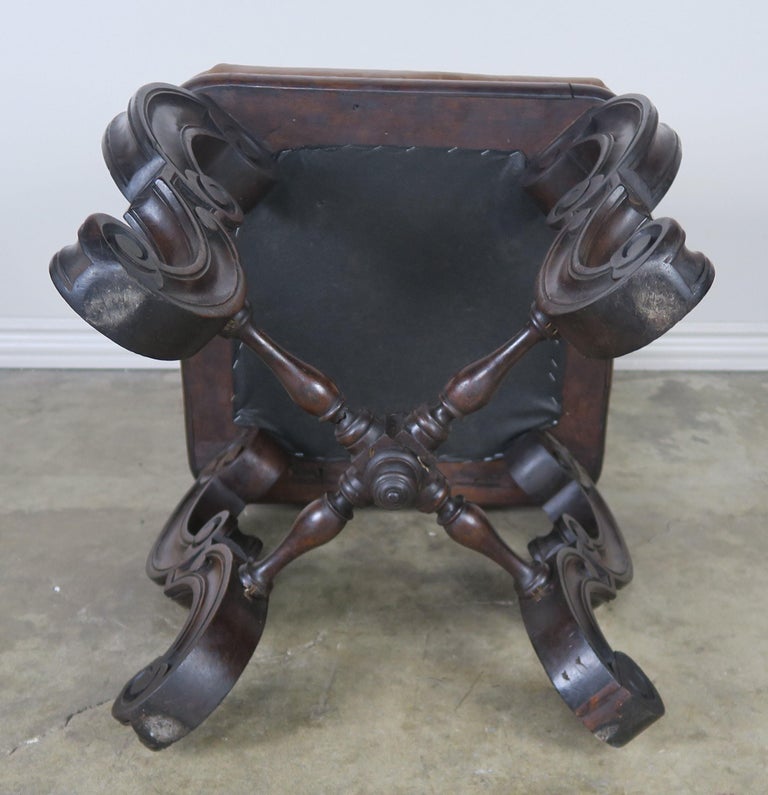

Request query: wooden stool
[{"left": 50, "top": 67, "right": 713, "bottom": 749}]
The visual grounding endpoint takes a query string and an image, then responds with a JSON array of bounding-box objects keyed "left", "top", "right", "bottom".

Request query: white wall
[{"left": 1, "top": 0, "right": 765, "bottom": 368}]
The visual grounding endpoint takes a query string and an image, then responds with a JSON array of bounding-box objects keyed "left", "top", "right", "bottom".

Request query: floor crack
[
  {"left": 632, "top": 520, "right": 675, "bottom": 550},
  {"left": 64, "top": 698, "right": 112, "bottom": 728},
  {"left": 455, "top": 670, "right": 484, "bottom": 711},
  {"left": 6, "top": 698, "right": 112, "bottom": 756},
  {"left": 311, "top": 659, "right": 339, "bottom": 720}
]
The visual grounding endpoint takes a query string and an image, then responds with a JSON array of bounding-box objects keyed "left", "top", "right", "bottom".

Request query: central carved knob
[{"left": 370, "top": 456, "right": 422, "bottom": 510}]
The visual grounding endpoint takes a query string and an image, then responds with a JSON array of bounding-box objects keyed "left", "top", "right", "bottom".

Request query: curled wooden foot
[
  {"left": 524, "top": 93, "right": 714, "bottom": 360},
  {"left": 113, "top": 534, "right": 268, "bottom": 749},
  {"left": 113, "top": 431, "right": 287, "bottom": 749},
  {"left": 49, "top": 83, "right": 276, "bottom": 361},
  {"left": 518, "top": 519, "right": 664, "bottom": 747},
  {"left": 508, "top": 433, "right": 664, "bottom": 746}
]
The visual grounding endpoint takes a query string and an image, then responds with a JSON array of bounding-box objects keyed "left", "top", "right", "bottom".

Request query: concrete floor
[{"left": 1, "top": 370, "right": 766, "bottom": 794}]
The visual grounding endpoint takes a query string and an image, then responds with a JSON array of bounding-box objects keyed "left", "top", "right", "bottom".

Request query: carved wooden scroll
[
  {"left": 50, "top": 84, "right": 275, "bottom": 359},
  {"left": 506, "top": 432, "right": 664, "bottom": 746},
  {"left": 50, "top": 82, "right": 712, "bottom": 750},
  {"left": 112, "top": 431, "right": 288, "bottom": 749},
  {"left": 524, "top": 94, "right": 713, "bottom": 357}
]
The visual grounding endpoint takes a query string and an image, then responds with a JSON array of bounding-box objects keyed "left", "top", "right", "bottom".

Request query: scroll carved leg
[
  {"left": 506, "top": 432, "right": 664, "bottom": 746},
  {"left": 112, "top": 536, "right": 267, "bottom": 750},
  {"left": 112, "top": 430, "right": 289, "bottom": 749}
]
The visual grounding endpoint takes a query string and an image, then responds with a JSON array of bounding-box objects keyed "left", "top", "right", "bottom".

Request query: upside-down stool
[{"left": 50, "top": 66, "right": 714, "bottom": 750}]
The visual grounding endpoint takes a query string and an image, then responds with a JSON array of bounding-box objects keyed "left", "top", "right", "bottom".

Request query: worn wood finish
[
  {"left": 507, "top": 432, "right": 665, "bottom": 747},
  {"left": 525, "top": 93, "right": 713, "bottom": 357},
  {"left": 49, "top": 67, "right": 713, "bottom": 751},
  {"left": 112, "top": 431, "right": 287, "bottom": 748}
]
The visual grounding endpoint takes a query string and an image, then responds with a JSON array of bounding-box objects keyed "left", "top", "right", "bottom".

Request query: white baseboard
[
  {"left": 1, "top": 318, "right": 767, "bottom": 371},
  {"left": 614, "top": 323, "right": 768, "bottom": 371},
  {"left": 0, "top": 318, "right": 178, "bottom": 369}
]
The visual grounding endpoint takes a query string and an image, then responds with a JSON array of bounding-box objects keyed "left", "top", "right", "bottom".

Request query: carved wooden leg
[
  {"left": 507, "top": 432, "right": 664, "bottom": 746},
  {"left": 112, "top": 430, "right": 288, "bottom": 749},
  {"left": 112, "top": 535, "right": 268, "bottom": 750}
]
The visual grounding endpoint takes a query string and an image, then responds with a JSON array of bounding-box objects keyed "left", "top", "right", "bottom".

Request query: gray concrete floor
[{"left": 1, "top": 370, "right": 766, "bottom": 794}]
